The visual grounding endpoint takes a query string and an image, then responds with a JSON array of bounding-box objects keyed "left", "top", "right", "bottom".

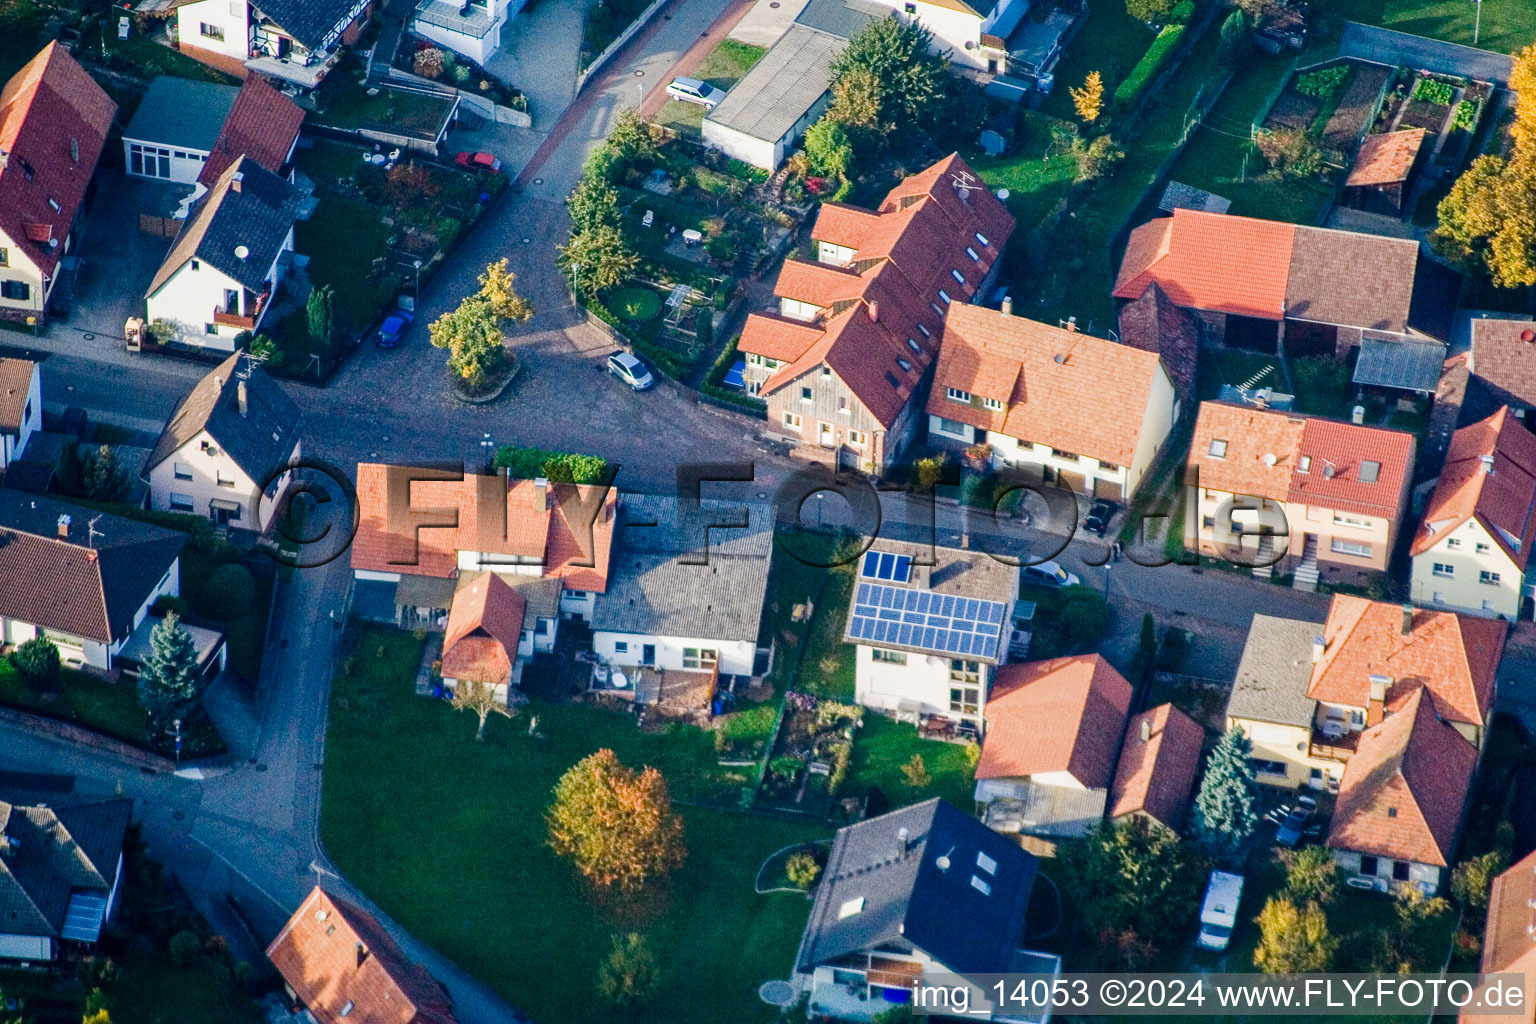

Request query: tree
[
  {"left": 1190, "top": 727, "right": 1259, "bottom": 866},
  {"left": 477, "top": 259, "right": 535, "bottom": 322},
  {"left": 450, "top": 678, "right": 513, "bottom": 741},
  {"left": 900, "top": 754, "right": 931, "bottom": 787},
  {"left": 201, "top": 563, "right": 256, "bottom": 621},
  {"left": 558, "top": 224, "right": 639, "bottom": 295},
  {"left": 136, "top": 613, "right": 200, "bottom": 744},
  {"left": 55, "top": 438, "right": 85, "bottom": 496},
  {"left": 1255, "top": 127, "right": 1324, "bottom": 180},
  {"left": 1451, "top": 850, "right": 1507, "bottom": 912},
  {"left": 1233, "top": 0, "right": 1265, "bottom": 17},
  {"left": 547, "top": 749, "right": 686, "bottom": 890},
  {"left": 596, "top": 933, "right": 660, "bottom": 1006},
  {"left": 1075, "top": 134, "right": 1125, "bottom": 183},
  {"left": 786, "top": 851, "right": 822, "bottom": 888},
  {"left": 83, "top": 1010, "right": 111, "bottom": 1024},
  {"left": 429, "top": 295, "right": 506, "bottom": 386},
  {"left": 82, "top": 446, "right": 130, "bottom": 502},
  {"left": 168, "top": 929, "right": 202, "bottom": 967},
  {"left": 1125, "top": 0, "right": 1173, "bottom": 21},
  {"left": 1218, "top": 11, "right": 1252, "bottom": 66},
  {"left": 306, "top": 284, "right": 337, "bottom": 350},
  {"left": 1254, "top": 896, "right": 1336, "bottom": 973},
  {"left": 1372, "top": 885, "right": 1451, "bottom": 973},
  {"left": 826, "top": 17, "right": 948, "bottom": 153},
  {"left": 606, "top": 110, "right": 659, "bottom": 168},
  {"left": 10, "top": 636, "right": 60, "bottom": 691},
  {"left": 1280, "top": 845, "right": 1340, "bottom": 907},
  {"left": 567, "top": 174, "right": 622, "bottom": 234},
  {"left": 826, "top": 65, "right": 885, "bottom": 138},
  {"left": 1070, "top": 71, "right": 1105, "bottom": 123},
  {"left": 804, "top": 118, "right": 855, "bottom": 182}
]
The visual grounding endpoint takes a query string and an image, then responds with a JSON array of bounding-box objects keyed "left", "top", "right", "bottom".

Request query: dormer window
[
  {"left": 982, "top": 397, "right": 1003, "bottom": 411},
  {"left": 966, "top": 246, "right": 979, "bottom": 262},
  {"left": 896, "top": 358, "right": 912, "bottom": 371},
  {"left": 917, "top": 324, "right": 931, "bottom": 339},
  {"left": 938, "top": 289, "right": 952, "bottom": 304},
  {"left": 947, "top": 387, "right": 971, "bottom": 403},
  {"left": 48, "top": 198, "right": 60, "bottom": 213},
  {"left": 975, "top": 231, "right": 989, "bottom": 247},
  {"left": 951, "top": 269, "right": 965, "bottom": 285},
  {"left": 906, "top": 337, "right": 920, "bottom": 353}
]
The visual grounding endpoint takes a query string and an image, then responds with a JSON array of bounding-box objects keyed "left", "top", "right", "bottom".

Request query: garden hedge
[
  {"left": 700, "top": 334, "right": 768, "bottom": 418},
  {"left": 1113, "top": 24, "right": 1187, "bottom": 109}
]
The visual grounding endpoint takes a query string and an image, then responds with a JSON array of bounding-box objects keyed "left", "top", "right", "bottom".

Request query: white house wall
[
  {"left": 0, "top": 934, "right": 52, "bottom": 962},
  {"left": 0, "top": 237, "right": 48, "bottom": 322},
  {"left": 146, "top": 428, "right": 298, "bottom": 527},
  {"left": 122, "top": 138, "right": 211, "bottom": 184},
  {"left": 701, "top": 118, "right": 783, "bottom": 173},
  {"left": 592, "top": 631, "right": 756, "bottom": 677},
  {"left": 176, "top": 0, "right": 252, "bottom": 61},
  {"left": 1411, "top": 517, "right": 1525, "bottom": 619},
  {"left": 1331, "top": 848, "right": 1441, "bottom": 895},
  {"left": 146, "top": 261, "right": 241, "bottom": 351},
  {"left": 0, "top": 363, "right": 41, "bottom": 469},
  {"left": 853, "top": 644, "right": 990, "bottom": 728}
]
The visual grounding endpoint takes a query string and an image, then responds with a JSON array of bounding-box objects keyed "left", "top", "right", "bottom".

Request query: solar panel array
[
  {"left": 861, "top": 550, "right": 912, "bottom": 582},
  {"left": 848, "top": 581, "right": 1006, "bottom": 659}
]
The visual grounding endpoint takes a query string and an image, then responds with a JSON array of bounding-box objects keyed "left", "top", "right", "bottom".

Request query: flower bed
[{"left": 756, "top": 692, "right": 862, "bottom": 819}]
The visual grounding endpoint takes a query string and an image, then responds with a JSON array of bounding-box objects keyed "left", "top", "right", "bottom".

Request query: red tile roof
[
  {"left": 1116, "top": 282, "right": 1199, "bottom": 402},
  {"left": 0, "top": 44, "right": 116, "bottom": 278},
  {"left": 1113, "top": 210, "right": 1295, "bottom": 320},
  {"left": 351, "top": 464, "right": 616, "bottom": 592},
  {"left": 1469, "top": 317, "right": 1536, "bottom": 408},
  {"left": 1463, "top": 850, "right": 1536, "bottom": 1024},
  {"left": 927, "top": 305, "right": 1170, "bottom": 467},
  {"left": 1326, "top": 688, "right": 1476, "bottom": 867},
  {"left": 198, "top": 75, "right": 304, "bottom": 186},
  {"left": 1413, "top": 407, "right": 1536, "bottom": 570},
  {"left": 739, "top": 153, "right": 1015, "bottom": 428},
  {"left": 440, "top": 572, "right": 524, "bottom": 685},
  {"left": 977, "top": 655, "right": 1133, "bottom": 788},
  {"left": 1307, "top": 595, "right": 1506, "bottom": 727},
  {"left": 266, "top": 887, "right": 458, "bottom": 1024},
  {"left": 1109, "top": 703, "right": 1205, "bottom": 828},
  {"left": 1346, "top": 129, "right": 1426, "bottom": 188}
]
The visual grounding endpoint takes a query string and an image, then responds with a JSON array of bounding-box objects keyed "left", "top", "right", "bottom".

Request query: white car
[
  {"left": 666, "top": 76, "right": 727, "bottom": 110},
  {"left": 1022, "top": 560, "right": 1081, "bottom": 588},
  {"left": 1196, "top": 871, "right": 1245, "bottom": 952},
  {"left": 607, "top": 351, "right": 655, "bottom": 391}
]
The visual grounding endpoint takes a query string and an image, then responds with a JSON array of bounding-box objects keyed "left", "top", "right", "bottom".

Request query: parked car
[
  {"left": 1275, "top": 795, "right": 1317, "bottom": 848},
  {"left": 1022, "top": 560, "right": 1081, "bottom": 588},
  {"left": 607, "top": 351, "right": 655, "bottom": 391},
  {"left": 666, "top": 76, "right": 726, "bottom": 109},
  {"left": 1083, "top": 499, "right": 1118, "bottom": 537},
  {"left": 454, "top": 151, "right": 502, "bottom": 172},
  {"left": 1196, "top": 871, "right": 1245, "bottom": 951},
  {"left": 375, "top": 309, "right": 414, "bottom": 348}
]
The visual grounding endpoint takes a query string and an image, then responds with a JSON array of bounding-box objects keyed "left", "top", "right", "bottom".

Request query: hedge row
[
  {"left": 587, "top": 297, "right": 688, "bottom": 378},
  {"left": 492, "top": 446, "right": 609, "bottom": 483},
  {"left": 1113, "top": 24, "right": 1187, "bottom": 109},
  {"left": 700, "top": 334, "right": 767, "bottom": 418}
]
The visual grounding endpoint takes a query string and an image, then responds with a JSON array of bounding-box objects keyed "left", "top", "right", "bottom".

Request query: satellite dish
[
  {"left": 234, "top": 244, "right": 250, "bottom": 259},
  {"left": 935, "top": 854, "right": 951, "bottom": 871},
  {"left": 1053, "top": 353, "right": 1066, "bottom": 365},
  {"left": 995, "top": 187, "right": 1010, "bottom": 200},
  {"left": 1262, "top": 453, "right": 1277, "bottom": 467}
]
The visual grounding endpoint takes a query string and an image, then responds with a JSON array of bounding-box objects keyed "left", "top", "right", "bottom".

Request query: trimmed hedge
[
  {"left": 587, "top": 297, "right": 687, "bottom": 378},
  {"left": 493, "top": 446, "right": 609, "bottom": 483},
  {"left": 701, "top": 334, "right": 767, "bottom": 418},
  {"left": 1113, "top": 24, "right": 1187, "bottom": 109}
]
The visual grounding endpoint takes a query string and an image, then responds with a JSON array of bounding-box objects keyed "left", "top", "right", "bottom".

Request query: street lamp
[
  {"left": 172, "top": 718, "right": 182, "bottom": 771},
  {"left": 480, "top": 432, "right": 495, "bottom": 473},
  {"left": 1102, "top": 560, "right": 1112, "bottom": 600},
  {"left": 813, "top": 491, "right": 825, "bottom": 531},
  {"left": 413, "top": 259, "right": 423, "bottom": 298},
  {"left": 1473, "top": 0, "right": 1482, "bottom": 46}
]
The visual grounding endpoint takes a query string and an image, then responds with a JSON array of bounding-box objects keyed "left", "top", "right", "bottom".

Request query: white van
[{"left": 1196, "top": 870, "right": 1245, "bottom": 951}]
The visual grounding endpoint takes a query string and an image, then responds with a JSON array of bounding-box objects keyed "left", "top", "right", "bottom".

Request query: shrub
[
  {"left": 1113, "top": 24, "right": 1186, "bottom": 109},
  {"left": 1295, "top": 65, "right": 1350, "bottom": 99},
  {"left": 1125, "top": 0, "right": 1173, "bottom": 23},
  {"left": 1450, "top": 99, "right": 1480, "bottom": 132},
  {"left": 900, "top": 754, "right": 931, "bottom": 788},
  {"left": 168, "top": 930, "right": 202, "bottom": 968},
  {"left": 827, "top": 741, "right": 853, "bottom": 795},
  {"left": 10, "top": 637, "right": 60, "bottom": 689},
  {"left": 201, "top": 563, "right": 256, "bottom": 621},
  {"left": 1412, "top": 76, "right": 1455, "bottom": 105},
  {"left": 151, "top": 594, "right": 190, "bottom": 617},
  {"left": 786, "top": 851, "right": 822, "bottom": 888},
  {"left": 492, "top": 445, "right": 608, "bottom": 483},
  {"left": 413, "top": 47, "right": 445, "bottom": 79},
  {"left": 1168, "top": 0, "right": 1194, "bottom": 22}
]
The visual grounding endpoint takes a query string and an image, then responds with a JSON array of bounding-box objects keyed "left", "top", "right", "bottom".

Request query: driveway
[
  {"left": 68, "top": 171, "right": 178, "bottom": 338},
  {"left": 1332, "top": 22, "right": 1516, "bottom": 85}
]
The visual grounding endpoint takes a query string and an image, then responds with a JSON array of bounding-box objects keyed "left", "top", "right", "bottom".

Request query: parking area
[{"left": 66, "top": 171, "right": 176, "bottom": 340}]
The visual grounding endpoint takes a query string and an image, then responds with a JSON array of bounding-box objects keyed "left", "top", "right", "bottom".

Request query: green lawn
[
  {"left": 609, "top": 284, "right": 662, "bottom": 321},
  {"left": 0, "top": 0, "right": 46, "bottom": 81},
  {"left": 846, "top": 715, "right": 976, "bottom": 811},
  {"left": 964, "top": 150, "right": 1081, "bottom": 239},
  {"left": 795, "top": 566, "right": 856, "bottom": 700},
  {"left": 1332, "top": 0, "right": 1536, "bottom": 55},
  {"left": 317, "top": 82, "right": 458, "bottom": 136},
  {"left": 113, "top": 952, "right": 262, "bottom": 1024},
  {"left": 1038, "top": 3, "right": 1159, "bottom": 122},
  {"left": 322, "top": 629, "right": 828, "bottom": 1024},
  {"left": 655, "top": 38, "right": 766, "bottom": 135},
  {"left": 100, "top": 31, "right": 238, "bottom": 85}
]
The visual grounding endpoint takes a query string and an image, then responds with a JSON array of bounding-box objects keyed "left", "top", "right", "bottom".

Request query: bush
[
  {"left": 1295, "top": 65, "right": 1350, "bottom": 99},
  {"left": 1450, "top": 99, "right": 1480, "bottom": 132},
  {"left": 151, "top": 594, "right": 190, "bottom": 617},
  {"left": 1125, "top": 0, "right": 1174, "bottom": 23},
  {"left": 1168, "top": 0, "right": 1194, "bottom": 22},
  {"left": 168, "top": 930, "right": 202, "bottom": 968},
  {"left": 10, "top": 637, "right": 60, "bottom": 689},
  {"left": 492, "top": 445, "right": 608, "bottom": 483},
  {"left": 201, "top": 563, "right": 256, "bottom": 622},
  {"left": 1113, "top": 24, "right": 1186, "bottom": 109},
  {"left": 786, "top": 851, "right": 822, "bottom": 888},
  {"left": 1412, "top": 77, "right": 1455, "bottom": 105}
]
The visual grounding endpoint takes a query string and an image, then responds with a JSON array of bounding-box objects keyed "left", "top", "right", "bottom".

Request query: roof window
[
  {"left": 1208, "top": 439, "right": 1228, "bottom": 458},
  {"left": 976, "top": 851, "right": 997, "bottom": 875},
  {"left": 839, "top": 896, "right": 865, "bottom": 919},
  {"left": 970, "top": 875, "right": 992, "bottom": 895},
  {"left": 1360, "top": 460, "right": 1380, "bottom": 484}
]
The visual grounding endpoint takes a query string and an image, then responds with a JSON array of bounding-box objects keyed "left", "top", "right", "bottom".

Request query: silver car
[
  {"left": 607, "top": 351, "right": 654, "bottom": 391},
  {"left": 666, "top": 76, "right": 727, "bottom": 110}
]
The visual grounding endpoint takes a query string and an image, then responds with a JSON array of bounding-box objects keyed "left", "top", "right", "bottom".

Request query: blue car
[
  {"left": 376, "top": 309, "right": 415, "bottom": 348},
  {"left": 722, "top": 358, "right": 746, "bottom": 391}
]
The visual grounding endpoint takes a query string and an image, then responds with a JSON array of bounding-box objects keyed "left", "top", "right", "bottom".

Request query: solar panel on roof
[
  {"left": 861, "top": 550, "right": 914, "bottom": 582},
  {"left": 847, "top": 581, "right": 1008, "bottom": 660}
]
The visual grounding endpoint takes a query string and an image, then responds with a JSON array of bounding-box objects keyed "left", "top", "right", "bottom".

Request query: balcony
[
  {"left": 212, "top": 308, "right": 255, "bottom": 330},
  {"left": 245, "top": 49, "right": 338, "bottom": 89},
  {"left": 211, "top": 287, "right": 270, "bottom": 331},
  {"left": 1308, "top": 724, "right": 1359, "bottom": 762}
]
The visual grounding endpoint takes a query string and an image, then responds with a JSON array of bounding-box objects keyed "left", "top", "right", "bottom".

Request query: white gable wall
[
  {"left": 593, "top": 631, "right": 755, "bottom": 677},
  {"left": 145, "top": 227, "right": 292, "bottom": 352},
  {"left": 146, "top": 427, "right": 299, "bottom": 528},
  {"left": 176, "top": 0, "right": 252, "bottom": 60},
  {"left": 1, "top": 362, "right": 42, "bottom": 469},
  {"left": 0, "top": 235, "right": 48, "bottom": 323}
]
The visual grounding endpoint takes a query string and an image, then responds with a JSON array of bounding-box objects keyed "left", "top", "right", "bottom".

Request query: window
[
  {"left": 938, "top": 289, "right": 952, "bottom": 304},
  {"left": 947, "top": 387, "right": 971, "bottom": 403},
  {"left": 951, "top": 269, "right": 965, "bottom": 285},
  {"left": 0, "top": 248, "right": 7, "bottom": 266},
  {"left": 949, "top": 686, "right": 980, "bottom": 715},
  {"left": 1433, "top": 562, "right": 1454, "bottom": 577},
  {"left": 1475, "top": 542, "right": 1491, "bottom": 554},
  {"left": 1387, "top": 806, "right": 1397, "bottom": 818},
  {"left": 801, "top": 386, "right": 812, "bottom": 403},
  {"left": 870, "top": 648, "right": 906, "bottom": 664},
  {"left": 205, "top": 323, "right": 218, "bottom": 335},
  {"left": 949, "top": 659, "right": 980, "bottom": 683},
  {"left": 614, "top": 641, "right": 628, "bottom": 653},
  {"left": 976, "top": 851, "right": 997, "bottom": 874},
  {"left": 199, "top": 20, "right": 224, "bottom": 39},
  {"left": 1100, "top": 459, "right": 1119, "bottom": 471},
  {"left": 169, "top": 493, "right": 194, "bottom": 512},
  {"left": 1333, "top": 512, "right": 1370, "bottom": 527},
  {"left": 1446, "top": 538, "right": 1461, "bottom": 549},
  {"left": 982, "top": 397, "right": 1003, "bottom": 411},
  {"left": 747, "top": 353, "right": 761, "bottom": 365},
  {"left": 935, "top": 416, "right": 967, "bottom": 437},
  {"left": 191, "top": 259, "right": 200, "bottom": 271},
  {"left": 682, "top": 647, "right": 717, "bottom": 670},
  {"left": 783, "top": 411, "right": 802, "bottom": 429},
  {"left": 917, "top": 324, "right": 931, "bottom": 339},
  {"left": 1360, "top": 856, "right": 1379, "bottom": 877},
  {"left": 906, "top": 337, "right": 920, "bottom": 353},
  {"left": 975, "top": 231, "right": 990, "bottom": 247},
  {"left": 1480, "top": 570, "right": 1502, "bottom": 585},
  {"left": 0, "top": 280, "right": 30, "bottom": 302},
  {"left": 173, "top": 462, "right": 193, "bottom": 481},
  {"left": 895, "top": 358, "right": 912, "bottom": 372},
  {"left": 1297, "top": 456, "right": 1310, "bottom": 473},
  {"left": 965, "top": 246, "right": 979, "bottom": 262},
  {"left": 884, "top": 371, "right": 900, "bottom": 388},
  {"left": 1391, "top": 861, "right": 1410, "bottom": 882},
  {"left": 1249, "top": 757, "right": 1288, "bottom": 777},
  {"left": 821, "top": 367, "right": 832, "bottom": 377},
  {"left": 931, "top": 302, "right": 944, "bottom": 318},
  {"left": 969, "top": 875, "right": 991, "bottom": 895},
  {"left": 1208, "top": 439, "right": 1228, "bottom": 458},
  {"left": 1202, "top": 515, "right": 1216, "bottom": 529},
  {"left": 1359, "top": 460, "right": 1380, "bottom": 484},
  {"left": 837, "top": 396, "right": 849, "bottom": 414},
  {"left": 847, "top": 429, "right": 866, "bottom": 448},
  {"left": 1330, "top": 539, "right": 1371, "bottom": 557}
]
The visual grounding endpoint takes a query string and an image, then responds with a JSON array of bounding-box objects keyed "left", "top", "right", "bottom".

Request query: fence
[
  {"left": 385, "top": 66, "right": 532, "bottom": 127},
  {"left": 575, "top": 0, "right": 671, "bottom": 93}
]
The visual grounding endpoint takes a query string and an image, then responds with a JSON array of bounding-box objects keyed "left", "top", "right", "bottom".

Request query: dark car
[
  {"left": 376, "top": 309, "right": 414, "bottom": 348},
  {"left": 1084, "top": 499, "right": 1118, "bottom": 537},
  {"left": 1275, "top": 796, "right": 1316, "bottom": 847}
]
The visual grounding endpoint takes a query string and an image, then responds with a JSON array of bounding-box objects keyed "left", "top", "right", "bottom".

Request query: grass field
[
  {"left": 322, "top": 629, "right": 828, "bottom": 1024},
  {"left": 846, "top": 715, "right": 977, "bottom": 811},
  {"left": 654, "top": 38, "right": 767, "bottom": 136},
  {"left": 1332, "top": 0, "right": 1536, "bottom": 55}
]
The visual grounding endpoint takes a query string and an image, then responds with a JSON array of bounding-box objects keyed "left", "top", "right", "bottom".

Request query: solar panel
[
  {"left": 61, "top": 892, "right": 108, "bottom": 942},
  {"left": 860, "top": 550, "right": 913, "bottom": 583},
  {"left": 847, "top": 581, "right": 1007, "bottom": 660}
]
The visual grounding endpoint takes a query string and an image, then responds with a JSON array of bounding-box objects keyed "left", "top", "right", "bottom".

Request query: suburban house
[
  {"left": 1410, "top": 407, "right": 1536, "bottom": 620},
  {"left": 1326, "top": 687, "right": 1476, "bottom": 895},
  {"left": 702, "top": 0, "right": 883, "bottom": 172},
  {"left": 0, "top": 492, "right": 185, "bottom": 670},
  {"left": 865, "top": 0, "right": 1076, "bottom": 80},
  {"left": 590, "top": 495, "right": 774, "bottom": 701},
  {"left": 1112, "top": 209, "right": 1459, "bottom": 354},
  {"left": 739, "top": 153, "right": 1015, "bottom": 472},
  {"left": 351, "top": 463, "right": 616, "bottom": 638},
  {"left": 0, "top": 43, "right": 116, "bottom": 327},
  {"left": 438, "top": 570, "right": 539, "bottom": 699},
  {"left": 143, "top": 351, "right": 304, "bottom": 528},
  {"left": 1225, "top": 613, "right": 1342, "bottom": 791},
  {"left": 412, "top": 0, "right": 527, "bottom": 63},
  {"left": 1460, "top": 849, "right": 1536, "bottom": 1024},
  {"left": 122, "top": 77, "right": 240, "bottom": 184},
  {"left": 843, "top": 540, "right": 1019, "bottom": 737},
  {"left": 173, "top": 0, "right": 376, "bottom": 88},
  {"left": 144, "top": 157, "right": 302, "bottom": 351},
  {"left": 1467, "top": 317, "right": 1536, "bottom": 420},
  {"left": 792, "top": 798, "right": 1060, "bottom": 1023},
  {"left": 198, "top": 75, "right": 305, "bottom": 185},
  {"left": 0, "top": 357, "right": 42, "bottom": 471},
  {"left": 1107, "top": 703, "right": 1204, "bottom": 832},
  {"left": 926, "top": 303, "right": 1179, "bottom": 500},
  {"left": 266, "top": 886, "right": 459, "bottom": 1024},
  {"left": 0, "top": 798, "right": 132, "bottom": 963},
  {"left": 973, "top": 654, "right": 1132, "bottom": 837},
  {"left": 1187, "top": 402, "right": 1417, "bottom": 585}
]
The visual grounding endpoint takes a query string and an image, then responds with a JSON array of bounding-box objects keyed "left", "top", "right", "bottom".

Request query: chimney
[
  {"left": 1001, "top": 295, "right": 1013, "bottom": 316},
  {"left": 897, "top": 827, "right": 909, "bottom": 855},
  {"left": 867, "top": 300, "right": 878, "bottom": 322},
  {"left": 237, "top": 380, "right": 248, "bottom": 417},
  {"left": 56, "top": 514, "right": 71, "bottom": 539},
  {"left": 1521, "top": 329, "right": 1535, "bottom": 343},
  {"left": 1065, "top": 316, "right": 1078, "bottom": 333},
  {"left": 355, "top": 942, "right": 369, "bottom": 968},
  {"left": 1139, "top": 717, "right": 1151, "bottom": 743},
  {"left": 1480, "top": 454, "right": 1496, "bottom": 475},
  {"left": 1401, "top": 603, "right": 1413, "bottom": 635},
  {"left": 1369, "top": 673, "right": 1392, "bottom": 704},
  {"left": 533, "top": 476, "right": 548, "bottom": 510},
  {"left": 1311, "top": 635, "right": 1326, "bottom": 663},
  {"left": 230, "top": 171, "right": 244, "bottom": 193}
]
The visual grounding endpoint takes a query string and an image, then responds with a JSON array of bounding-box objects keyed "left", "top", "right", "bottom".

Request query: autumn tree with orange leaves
[{"left": 547, "top": 749, "right": 686, "bottom": 890}]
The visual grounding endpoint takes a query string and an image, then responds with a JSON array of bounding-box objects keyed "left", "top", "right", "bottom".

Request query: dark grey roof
[
  {"left": 706, "top": 20, "right": 871, "bottom": 144},
  {"left": 121, "top": 76, "right": 240, "bottom": 152},
  {"left": 1353, "top": 336, "right": 1447, "bottom": 394},
  {"left": 1227, "top": 614, "right": 1322, "bottom": 728},
  {"left": 1407, "top": 254, "right": 1461, "bottom": 342},
  {"left": 0, "top": 492, "right": 186, "bottom": 644},
  {"left": 795, "top": 799, "right": 1036, "bottom": 977},
  {"left": 0, "top": 799, "right": 130, "bottom": 940},
  {"left": 1159, "top": 181, "right": 1232, "bottom": 215},
  {"left": 794, "top": 0, "right": 885, "bottom": 38},
  {"left": 252, "top": 0, "right": 354, "bottom": 50},
  {"left": 147, "top": 156, "right": 301, "bottom": 296},
  {"left": 144, "top": 352, "right": 302, "bottom": 487},
  {"left": 590, "top": 496, "right": 773, "bottom": 643}
]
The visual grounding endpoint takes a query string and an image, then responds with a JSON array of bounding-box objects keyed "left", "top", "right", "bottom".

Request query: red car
[{"left": 455, "top": 151, "right": 502, "bottom": 172}]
